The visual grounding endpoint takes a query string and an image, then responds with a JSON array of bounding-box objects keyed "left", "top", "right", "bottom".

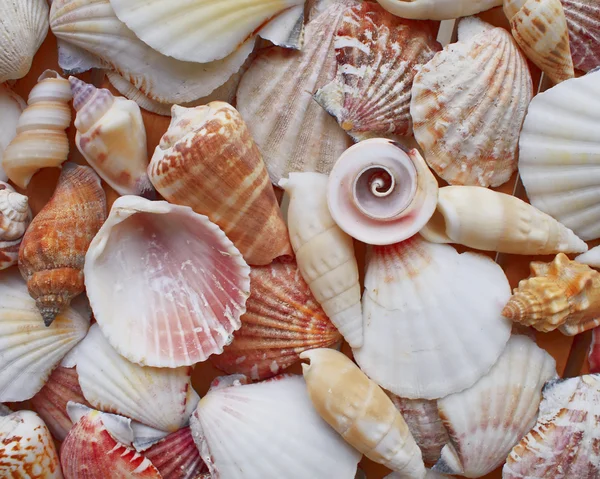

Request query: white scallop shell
[
  {"left": 375, "top": 0, "right": 502, "bottom": 19},
  {"left": 0, "top": 86, "right": 26, "bottom": 182},
  {"left": 353, "top": 235, "right": 512, "bottom": 399},
  {"left": 519, "top": 69, "right": 600, "bottom": 241}
]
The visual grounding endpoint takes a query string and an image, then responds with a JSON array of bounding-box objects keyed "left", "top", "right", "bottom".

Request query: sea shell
[
  {"left": 50, "top": 0, "right": 255, "bottom": 105},
  {"left": 410, "top": 17, "right": 533, "bottom": 187},
  {"left": 589, "top": 327, "right": 600, "bottom": 373},
  {"left": 315, "top": 3, "right": 441, "bottom": 141},
  {"left": 279, "top": 172, "right": 363, "bottom": 348},
  {"left": 236, "top": 1, "right": 353, "bottom": 185},
  {"left": 504, "top": 0, "right": 574, "bottom": 83},
  {"left": 0, "top": 85, "right": 26, "bottom": 182},
  {"left": 0, "top": 182, "right": 31, "bottom": 271},
  {"left": 518, "top": 70, "right": 600, "bottom": 241},
  {"left": 562, "top": 0, "right": 600, "bottom": 72},
  {"left": 302, "top": 349, "right": 426, "bottom": 477},
  {"left": 0, "top": 268, "right": 90, "bottom": 402},
  {"left": 84, "top": 195, "right": 251, "bottom": 368},
  {"left": 327, "top": 139, "right": 439, "bottom": 245},
  {"left": 0, "top": 0, "right": 48, "bottom": 82},
  {"left": 148, "top": 102, "right": 292, "bottom": 266},
  {"left": 19, "top": 163, "right": 107, "bottom": 326},
  {"left": 503, "top": 374, "right": 600, "bottom": 478},
  {"left": 503, "top": 253, "right": 600, "bottom": 335},
  {"left": 109, "top": 0, "right": 304, "bottom": 63},
  {"left": 2, "top": 70, "right": 72, "bottom": 189},
  {"left": 70, "top": 77, "right": 153, "bottom": 197},
  {"left": 386, "top": 471, "right": 456, "bottom": 479},
  {"left": 434, "top": 335, "right": 557, "bottom": 477},
  {"left": 375, "top": 0, "right": 502, "bottom": 19},
  {"left": 190, "top": 374, "right": 362, "bottom": 479},
  {"left": 420, "top": 186, "right": 587, "bottom": 255},
  {"left": 576, "top": 245, "right": 600, "bottom": 267},
  {"left": 0, "top": 410, "right": 62, "bottom": 479},
  {"left": 210, "top": 260, "right": 341, "bottom": 380},
  {"left": 353, "top": 235, "right": 512, "bottom": 399}
]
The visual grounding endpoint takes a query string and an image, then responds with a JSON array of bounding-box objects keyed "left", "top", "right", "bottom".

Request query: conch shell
[
  {"left": 302, "top": 348, "right": 426, "bottom": 477},
  {"left": 18, "top": 163, "right": 107, "bottom": 326},
  {"left": 70, "top": 77, "right": 153, "bottom": 197},
  {"left": 375, "top": 0, "right": 502, "bottom": 20},
  {"left": 148, "top": 102, "right": 291, "bottom": 266},
  {"left": 2, "top": 70, "right": 72, "bottom": 188},
  {"left": 279, "top": 172, "right": 363, "bottom": 348},
  {"left": 503, "top": 253, "right": 600, "bottom": 335},
  {"left": 0, "top": 182, "right": 32, "bottom": 271},
  {"left": 504, "top": 0, "right": 574, "bottom": 83},
  {"left": 420, "top": 186, "right": 587, "bottom": 255},
  {"left": 0, "top": 85, "right": 26, "bottom": 182},
  {"left": 327, "top": 139, "right": 438, "bottom": 245}
]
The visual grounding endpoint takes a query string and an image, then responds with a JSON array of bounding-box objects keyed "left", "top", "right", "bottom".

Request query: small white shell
[
  {"left": 0, "top": 182, "right": 31, "bottom": 271},
  {"left": 576, "top": 245, "right": 600, "bottom": 267},
  {"left": 375, "top": 0, "right": 502, "bottom": 19},
  {"left": 0, "top": 85, "right": 26, "bottom": 182}
]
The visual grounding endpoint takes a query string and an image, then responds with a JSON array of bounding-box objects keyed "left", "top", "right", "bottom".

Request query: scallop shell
[
  {"left": 504, "top": 0, "right": 574, "bottom": 84},
  {"left": 0, "top": 268, "right": 90, "bottom": 402},
  {"left": 0, "top": 182, "right": 32, "bottom": 271},
  {"left": 434, "top": 335, "right": 557, "bottom": 477},
  {"left": 327, "top": 139, "right": 439, "bottom": 245},
  {"left": 19, "top": 163, "right": 107, "bottom": 326},
  {"left": 84, "top": 195, "right": 251, "bottom": 368},
  {"left": 148, "top": 102, "right": 292, "bottom": 266},
  {"left": 518, "top": 70, "right": 600, "bottom": 241},
  {"left": 302, "top": 349, "right": 426, "bottom": 476},
  {"left": 503, "top": 374, "right": 600, "bottom": 478},
  {"left": 109, "top": 0, "right": 304, "bottom": 63},
  {"left": 503, "top": 253, "right": 600, "bottom": 335},
  {"left": 210, "top": 260, "right": 341, "bottom": 380},
  {"left": 50, "top": 0, "right": 255, "bottom": 105},
  {"left": 0, "top": 0, "right": 48, "bottom": 82},
  {"left": 236, "top": 1, "right": 354, "bottom": 185},
  {"left": 0, "top": 85, "right": 26, "bottom": 182},
  {"left": 410, "top": 17, "right": 533, "bottom": 187},
  {"left": 353, "top": 235, "right": 512, "bottom": 399},
  {"left": 420, "top": 186, "right": 587, "bottom": 255},
  {"left": 315, "top": 3, "right": 441, "bottom": 141},
  {"left": 562, "top": 0, "right": 600, "bottom": 72},
  {"left": 2, "top": 70, "right": 72, "bottom": 189},
  {"left": 190, "top": 374, "right": 362, "bottom": 479},
  {"left": 279, "top": 172, "right": 363, "bottom": 348},
  {"left": 70, "top": 77, "right": 153, "bottom": 197},
  {"left": 0, "top": 410, "right": 62, "bottom": 479},
  {"left": 375, "top": 0, "right": 502, "bottom": 19}
]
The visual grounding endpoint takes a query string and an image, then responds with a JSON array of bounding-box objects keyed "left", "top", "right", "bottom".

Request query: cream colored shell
[
  {"left": 376, "top": 0, "right": 502, "bottom": 19},
  {"left": 0, "top": 86, "right": 26, "bottom": 182}
]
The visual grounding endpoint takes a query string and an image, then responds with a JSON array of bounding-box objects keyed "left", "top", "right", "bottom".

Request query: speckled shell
[
  {"left": 411, "top": 17, "right": 533, "bottom": 187},
  {"left": 0, "top": 85, "right": 26, "bottom": 182},
  {"left": 503, "top": 374, "right": 600, "bottom": 478},
  {"left": 148, "top": 102, "right": 292, "bottom": 266},
  {"left": 18, "top": 163, "right": 107, "bottom": 326},
  {"left": 0, "top": 182, "right": 31, "bottom": 271},
  {"left": 375, "top": 0, "right": 502, "bottom": 19},
  {"left": 315, "top": 2, "right": 441, "bottom": 141},
  {"left": 503, "top": 253, "right": 600, "bottom": 335},
  {"left": 562, "top": 0, "right": 600, "bottom": 72},
  {"left": 211, "top": 260, "right": 341, "bottom": 380}
]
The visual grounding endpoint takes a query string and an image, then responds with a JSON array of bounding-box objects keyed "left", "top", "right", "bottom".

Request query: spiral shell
[
  {"left": 0, "top": 85, "right": 26, "bottom": 182},
  {"left": 0, "top": 182, "right": 31, "bottom": 271}
]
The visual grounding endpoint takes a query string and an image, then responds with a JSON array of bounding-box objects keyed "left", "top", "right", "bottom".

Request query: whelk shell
[
  {"left": 84, "top": 195, "right": 251, "bottom": 368},
  {"left": 0, "top": 182, "right": 31, "bottom": 271},
  {"left": 0, "top": 85, "right": 26, "bottom": 182},
  {"left": 562, "top": 0, "right": 600, "bottom": 72},
  {"left": 375, "top": 0, "right": 502, "bottom": 20},
  {"left": 210, "top": 260, "right": 341, "bottom": 380},
  {"left": 411, "top": 17, "right": 533, "bottom": 187}
]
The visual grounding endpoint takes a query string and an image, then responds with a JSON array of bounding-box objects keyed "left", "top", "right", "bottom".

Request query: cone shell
[
  {"left": 0, "top": 85, "right": 26, "bottom": 182},
  {"left": 504, "top": 374, "right": 600, "bottom": 478},
  {"left": 434, "top": 335, "right": 557, "bottom": 477},
  {"left": 190, "top": 374, "right": 362, "bottom": 479},
  {"left": 503, "top": 253, "right": 600, "bottom": 335},
  {"left": 18, "top": 163, "right": 107, "bottom": 326},
  {"left": 2, "top": 70, "right": 72, "bottom": 188},
  {"left": 148, "top": 102, "right": 292, "bottom": 266},
  {"left": 84, "top": 195, "right": 250, "bottom": 367},
  {"left": 237, "top": 1, "right": 353, "bottom": 185},
  {"left": 411, "top": 17, "right": 533, "bottom": 187},
  {"left": 576, "top": 244, "right": 600, "bottom": 268},
  {"left": 504, "top": 0, "right": 574, "bottom": 83},
  {"left": 354, "top": 235, "right": 512, "bottom": 399},
  {"left": 518, "top": 70, "right": 600, "bottom": 241},
  {"left": 210, "top": 260, "right": 341, "bottom": 380},
  {"left": 0, "top": 268, "right": 90, "bottom": 402},
  {"left": 0, "top": 410, "right": 62, "bottom": 479},
  {"left": 562, "top": 0, "right": 600, "bottom": 72},
  {"left": 0, "top": 182, "right": 32, "bottom": 271},
  {"left": 420, "top": 186, "right": 587, "bottom": 255},
  {"left": 302, "top": 349, "right": 426, "bottom": 477},
  {"left": 375, "top": 0, "right": 502, "bottom": 19},
  {"left": 279, "top": 172, "right": 363, "bottom": 348}
]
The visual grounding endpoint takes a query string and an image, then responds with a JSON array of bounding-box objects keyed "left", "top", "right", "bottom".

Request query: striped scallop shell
[{"left": 562, "top": 0, "right": 600, "bottom": 72}]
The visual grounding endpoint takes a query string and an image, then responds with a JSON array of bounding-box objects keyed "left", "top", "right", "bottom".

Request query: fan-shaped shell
[
  {"left": 0, "top": 85, "right": 26, "bottom": 182},
  {"left": 518, "top": 70, "right": 600, "bottom": 241},
  {"left": 190, "top": 374, "right": 362, "bottom": 479},
  {"left": 211, "top": 260, "right": 341, "bottom": 380},
  {"left": 562, "top": 0, "right": 600, "bottom": 72},
  {"left": 434, "top": 335, "right": 557, "bottom": 477},
  {"left": 0, "top": 182, "right": 31, "bottom": 271},
  {"left": 315, "top": 2, "right": 441, "bottom": 141},
  {"left": 353, "top": 235, "right": 512, "bottom": 399},
  {"left": 411, "top": 17, "right": 533, "bottom": 187},
  {"left": 375, "top": 0, "right": 502, "bottom": 19},
  {"left": 84, "top": 195, "right": 251, "bottom": 368}
]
